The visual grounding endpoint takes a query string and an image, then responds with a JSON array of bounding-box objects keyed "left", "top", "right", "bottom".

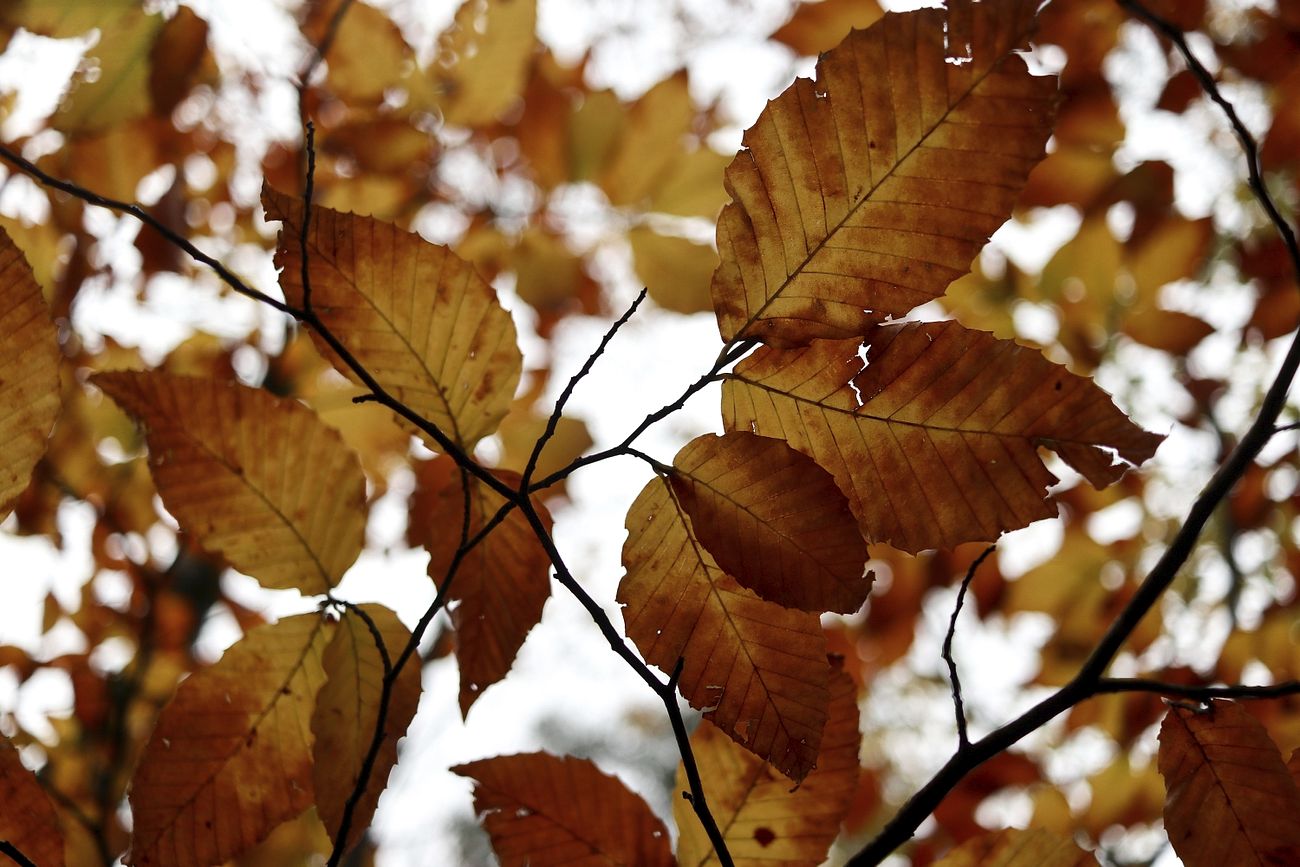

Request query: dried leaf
[
  {"left": 723, "top": 321, "right": 1162, "bottom": 552},
  {"left": 675, "top": 666, "right": 860, "bottom": 866},
  {"left": 312, "top": 604, "right": 422, "bottom": 853},
  {"left": 933, "top": 828, "right": 1097, "bottom": 866},
  {"left": 670, "top": 432, "right": 870, "bottom": 612},
  {"left": 0, "top": 737, "right": 65, "bottom": 867},
  {"left": 771, "top": 0, "right": 885, "bottom": 56},
  {"left": 94, "top": 371, "right": 367, "bottom": 594},
  {"left": 712, "top": 0, "right": 1056, "bottom": 347},
  {"left": 435, "top": 0, "right": 537, "bottom": 127},
  {"left": 1158, "top": 700, "right": 1300, "bottom": 867},
  {"left": 453, "top": 753, "right": 673, "bottom": 867},
  {"left": 619, "top": 474, "right": 830, "bottom": 780},
  {"left": 265, "top": 186, "right": 521, "bottom": 450},
  {"left": 128, "top": 614, "right": 333, "bottom": 867}
]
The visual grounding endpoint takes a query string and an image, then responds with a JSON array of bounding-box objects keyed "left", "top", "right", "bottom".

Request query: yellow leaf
[
  {"left": 434, "top": 0, "right": 537, "bottom": 127},
  {"left": 128, "top": 614, "right": 333, "bottom": 867},
  {"left": 618, "top": 474, "right": 829, "bottom": 780},
  {"left": 723, "top": 321, "right": 1163, "bottom": 553},
  {"left": 712, "top": 0, "right": 1056, "bottom": 348},
  {"left": 770, "top": 0, "right": 885, "bottom": 57},
  {"left": 494, "top": 408, "right": 592, "bottom": 484},
  {"left": 675, "top": 667, "right": 860, "bottom": 867},
  {"left": 93, "top": 371, "right": 367, "bottom": 594},
  {"left": 629, "top": 228, "right": 719, "bottom": 315},
  {"left": 264, "top": 185, "right": 521, "bottom": 450},
  {"left": 453, "top": 753, "right": 674, "bottom": 867},
  {"left": 0, "top": 228, "right": 61, "bottom": 522},
  {"left": 669, "top": 432, "right": 870, "bottom": 612},
  {"left": 313, "top": 1, "right": 415, "bottom": 104},
  {"left": 600, "top": 72, "right": 698, "bottom": 208},
  {"left": 934, "top": 828, "right": 1097, "bottom": 866},
  {"left": 1126, "top": 216, "right": 1213, "bottom": 303},
  {"left": 312, "top": 604, "right": 422, "bottom": 853},
  {"left": 1158, "top": 701, "right": 1300, "bottom": 867},
  {"left": 649, "top": 146, "right": 731, "bottom": 218},
  {"left": 0, "top": 736, "right": 66, "bottom": 867}
]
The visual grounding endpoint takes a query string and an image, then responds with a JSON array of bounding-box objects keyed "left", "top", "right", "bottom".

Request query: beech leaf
[
  {"left": 712, "top": 0, "right": 1056, "bottom": 348},
  {"left": 933, "top": 828, "right": 1098, "bottom": 866},
  {"left": 1157, "top": 700, "right": 1300, "bottom": 867},
  {"left": 128, "top": 614, "right": 332, "bottom": 867},
  {"left": 264, "top": 185, "right": 521, "bottom": 450},
  {"left": 94, "top": 371, "right": 367, "bottom": 594},
  {"left": 453, "top": 753, "right": 673, "bottom": 867},
  {"left": 434, "top": 0, "right": 537, "bottom": 127},
  {"left": 619, "top": 474, "right": 830, "bottom": 780},
  {"left": 670, "top": 432, "right": 870, "bottom": 612},
  {"left": 675, "top": 665, "right": 860, "bottom": 866},
  {"left": 723, "top": 321, "right": 1163, "bottom": 553},
  {"left": 312, "top": 604, "right": 422, "bottom": 854},
  {"left": 0, "top": 736, "right": 66, "bottom": 867}
]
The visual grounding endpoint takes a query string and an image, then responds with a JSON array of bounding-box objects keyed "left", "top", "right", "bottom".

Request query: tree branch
[
  {"left": 0, "top": 841, "right": 37, "bottom": 867},
  {"left": 943, "top": 545, "right": 996, "bottom": 750},
  {"left": 1095, "top": 678, "right": 1300, "bottom": 701}
]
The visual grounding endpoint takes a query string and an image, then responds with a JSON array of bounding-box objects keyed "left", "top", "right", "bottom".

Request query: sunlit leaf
[
  {"left": 128, "top": 614, "right": 333, "bottom": 867},
  {"left": 933, "top": 828, "right": 1097, "bottom": 866},
  {"left": 723, "top": 321, "right": 1162, "bottom": 552},
  {"left": 434, "top": 0, "right": 537, "bottom": 127},
  {"left": 454, "top": 753, "right": 673, "bottom": 867},
  {"left": 712, "top": 0, "right": 1056, "bottom": 348},
  {"left": 619, "top": 474, "right": 830, "bottom": 780},
  {"left": 0, "top": 736, "right": 65, "bottom": 867},
  {"left": 94, "top": 371, "right": 367, "bottom": 593},
  {"left": 770, "top": 0, "right": 884, "bottom": 56}
]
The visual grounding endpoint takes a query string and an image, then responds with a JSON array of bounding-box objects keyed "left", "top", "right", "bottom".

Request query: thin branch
[
  {"left": 1095, "top": 678, "right": 1300, "bottom": 701},
  {"left": 942, "top": 545, "right": 996, "bottom": 749},
  {"left": 298, "top": 0, "right": 356, "bottom": 90},
  {"left": 300, "top": 122, "right": 319, "bottom": 316},
  {"left": 0, "top": 842, "right": 37, "bottom": 867}
]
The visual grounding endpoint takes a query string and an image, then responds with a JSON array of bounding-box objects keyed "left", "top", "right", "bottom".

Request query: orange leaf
[
  {"left": 452, "top": 753, "right": 673, "bottom": 867},
  {"left": 128, "top": 614, "right": 333, "bottom": 867},
  {"left": 933, "top": 828, "right": 1097, "bottom": 866},
  {"left": 723, "top": 321, "right": 1162, "bottom": 552},
  {"left": 0, "top": 736, "right": 65, "bottom": 867},
  {"left": 669, "top": 432, "right": 870, "bottom": 612},
  {"left": 675, "top": 666, "right": 860, "bottom": 866},
  {"left": 94, "top": 371, "right": 367, "bottom": 594},
  {"left": 264, "top": 186, "right": 521, "bottom": 450},
  {"left": 712, "top": 0, "right": 1056, "bottom": 348},
  {"left": 0, "top": 227, "right": 61, "bottom": 521},
  {"left": 770, "top": 0, "right": 884, "bottom": 57},
  {"left": 1158, "top": 700, "right": 1300, "bottom": 867},
  {"left": 312, "top": 604, "right": 422, "bottom": 853},
  {"left": 409, "top": 455, "right": 551, "bottom": 715},
  {"left": 619, "top": 474, "right": 830, "bottom": 780}
]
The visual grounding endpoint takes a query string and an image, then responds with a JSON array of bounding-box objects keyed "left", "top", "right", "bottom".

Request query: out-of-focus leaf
[
  {"left": 149, "top": 5, "right": 210, "bottom": 116},
  {"left": 62, "top": 117, "right": 163, "bottom": 202},
  {"left": 600, "top": 72, "right": 696, "bottom": 208},
  {"left": 1122, "top": 308, "right": 1214, "bottom": 355},
  {"left": 128, "top": 614, "right": 333, "bottom": 867},
  {"left": 0, "top": 736, "right": 66, "bottom": 867},
  {"left": 933, "top": 828, "right": 1097, "bottom": 866},
  {"left": 434, "top": 0, "right": 537, "bottom": 127},
  {"left": 629, "top": 228, "right": 718, "bottom": 314},
  {"left": 494, "top": 407, "right": 592, "bottom": 485},
  {"left": 94, "top": 371, "right": 367, "bottom": 594},
  {"left": 453, "top": 753, "right": 673, "bottom": 867},
  {"left": 712, "top": 1, "right": 1056, "bottom": 348},
  {"left": 770, "top": 0, "right": 884, "bottom": 56},
  {"left": 619, "top": 474, "right": 829, "bottom": 780},
  {"left": 649, "top": 147, "right": 730, "bottom": 218},
  {"left": 309, "top": 0, "right": 430, "bottom": 107}
]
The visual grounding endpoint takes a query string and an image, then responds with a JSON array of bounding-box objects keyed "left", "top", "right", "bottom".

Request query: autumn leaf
[
  {"left": 0, "top": 737, "right": 65, "bottom": 867},
  {"left": 933, "top": 828, "right": 1098, "bottom": 866},
  {"left": 629, "top": 228, "right": 719, "bottom": 315},
  {"left": 723, "top": 321, "right": 1163, "bottom": 552},
  {"left": 128, "top": 614, "right": 332, "bottom": 867},
  {"left": 453, "top": 753, "right": 673, "bottom": 867},
  {"left": 0, "top": 228, "right": 61, "bottom": 521},
  {"left": 619, "top": 474, "right": 830, "bottom": 780},
  {"left": 675, "top": 665, "right": 860, "bottom": 866},
  {"left": 771, "top": 0, "right": 884, "bottom": 56},
  {"left": 408, "top": 455, "right": 551, "bottom": 715},
  {"left": 264, "top": 185, "right": 522, "bottom": 450},
  {"left": 669, "top": 432, "right": 870, "bottom": 612},
  {"left": 312, "top": 604, "right": 422, "bottom": 853},
  {"left": 94, "top": 371, "right": 367, "bottom": 594},
  {"left": 434, "top": 0, "right": 537, "bottom": 127},
  {"left": 712, "top": 0, "right": 1056, "bottom": 348},
  {"left": 1158, "top": 700, "right": 1300, "bottom": 867}
]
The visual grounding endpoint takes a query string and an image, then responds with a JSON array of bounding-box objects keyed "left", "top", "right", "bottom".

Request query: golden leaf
[
  {"left": 312, "top": 604, "right": 422, "bottom": 853},
  {"left": 675, "top": 666, "right": 860, "bottom": 866},
  {"left": 94, "top": 371, "right": 367, "bottom": 594},
  {"left": 128, "top": 614, "right": 333, "bottom": 867},
  {"left": 0, "top": 228, "right": 61, "bottom": 521},
  {"left": 933, "top": 828, "right": 1098, "bottom": 866},
  {"left": 600, "top": 72, "right": 700, "bottom": 208},
  {"left": 619, "top": 474, "right": 829, "bottom": 780},
  {"left": 0, "top": 737, "right": 66, "bottom": 867},
  {"left": 712, "top": 0, "right": 1056, "bottom": 348},
  {"left": 452, "top": 753, "right": 673, "bottom": 867},
  {"left": 435, "top": 0, "right": 537, "bottom": 127},
  {"left": 265, "top": 185, "right": 522, "bottom": 450},
  {"left": 629, "top": 228, "right": 720, "bottom": 315},
  {"left": 723, "top": 321, "right": 1162, "bottom": 553},
  {"left": 670, "top": 432, "right": 870, "bottom": 612},
  {"left": 1158, "top": 701, "right": 1300, "bottom": 867},
  {"left": 770, "top": 0, "right": 884, "bottom": 57}
]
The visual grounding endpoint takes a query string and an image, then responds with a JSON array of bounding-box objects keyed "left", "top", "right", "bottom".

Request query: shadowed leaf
[{"left": 0, "top": 737, "right": 65, "bottom": 867}]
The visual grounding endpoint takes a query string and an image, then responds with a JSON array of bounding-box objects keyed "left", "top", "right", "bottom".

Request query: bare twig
[
  {"left": 1095, "top": 678, "right": 1300, "bottom": 701},
  {"left": 0, "top": 842, "right": 37, "bottom": 867},
  {"left": 300, "top": 122, "right": 319, "bottom": 315},
  {"left": 942, "top": 545, "right": 996, "bottom": 749}
]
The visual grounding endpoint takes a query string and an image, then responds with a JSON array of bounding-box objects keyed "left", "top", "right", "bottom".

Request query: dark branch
[
  {"left": 298, "top": 0, "right": 357, "bottom": 90},
  {"left": 0, "top": 842, "right": 37, "bottom": 867},
  {"left": 300, "top": 123, "right": 318, "bottom": 315},
  {"left": 1095, "top": 678, "right": 1300, "bottom": 701},
  {"left": 942, "top": 545, "right": 996, "bottom": 749}
]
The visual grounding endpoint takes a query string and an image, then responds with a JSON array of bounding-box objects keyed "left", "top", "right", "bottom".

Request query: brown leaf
[
  {"left": 264, "top": 186, "right": 521, "bottom": 450},
  {"left": 933, "top": 828, "right": 1097, "bottom": 866},
  {"left": 409, "top": 455, "right": 551, "bottom": 715},
  {"left": 434, "top": 0, "right": 537, "bottom": 127},
  {"left": 0, "top": 227, "right": 61, "bottom": 521},
  {"left": 128, "top": 614, "right": 333, "bottom": 867},
  {"left": 670, "top": 432, "right": 870, "bottom": 612},
  {"left": 712, "top": 0, "right": 1057, "bottom": 348},
  {"left": 619, "top": 474, "right": 830, "bottom": 780},
  {"left": 1158, "top": 700, "right": 1300, "bottom": 867},
  {"left": 312, "top": 604, "right": 422, "bottom": 853},
  {"left": 94, "top": 371, "right": 367, "bottom": 594},
  {"left": 453, "top": 753, "right": 673, "bottom": 867},
  {"left": 675, "top": 666, "right": 860, "bottom": 866},
  {"left": 723, "top": 321, "right": 1163, "bottom": 553},
  {"left": 771, "top": 0, "right": 884, "bottom": 56},
  {"left": 0, "top": 736, "right": 66, "bottom": 867}
]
